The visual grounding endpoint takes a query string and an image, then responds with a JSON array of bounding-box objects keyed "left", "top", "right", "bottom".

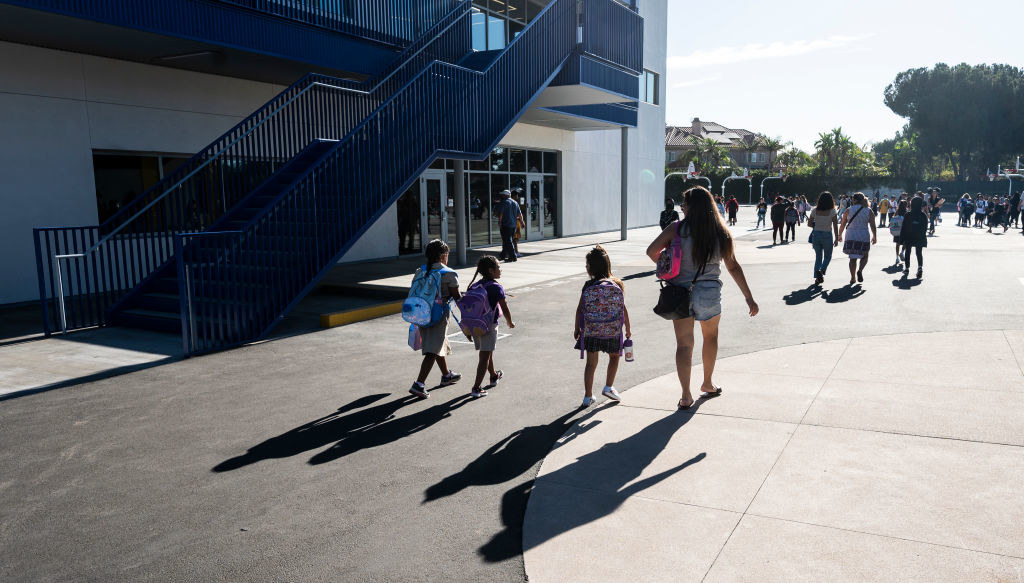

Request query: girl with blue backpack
[
  {"left": 459, "top": 255, "right": 515, "bottom": 399},
  {"left": 406, "top": 240, "right": 462, "bottom": 399},
  {"left": 573, "top": 246, "right": 631, "bottom": 407}
]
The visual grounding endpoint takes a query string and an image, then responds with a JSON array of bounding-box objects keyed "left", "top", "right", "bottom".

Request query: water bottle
[{"left": 623, "top": 339, "right": 634, "bottom": 362}]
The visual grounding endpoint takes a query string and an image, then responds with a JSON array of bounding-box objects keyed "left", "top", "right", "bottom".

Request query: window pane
[
  {"left": 490, "top": 147, "right": 508, "bottom": 172},
  {"left": 429, "top": 158, "right": 445, "bottom": 169},
  {"left": 543, "top": 151, "right": 556, "bottom": 174},
  {"left": 487, "top": 15, "right": 506, "bottom": 50},
  {"left": 506, "top": 0, "right": 526, "bottom": 22},
  {"left": 469, "top": 173, "right": 491, "bottom": 246},
  {"left": 508, "top": 20, "right": 524, "bottom": 42},
  {"left": 526, "top": 0, "right": 546, "bottom": 21},
  {"left": 397, "top": 184, "right": 421, "bottom": 255},
  {"left": 647, "top": 72, "right": 656, "bottom": 105},
  {"left": 509, "top": 148, "right": 526, "bottom": 172},
  {"left": 93, "top": 154, "right": 158, "bottom": 223},
  {"left": 527, "top": 150, "right": 542, "bottom": 173},
  {"left": 490, "top": 174, "right": 508, "bottom": 244},
  {"left": 510, "top": 174, "right": 527, "bottom": 209},
  {"left": 638, "top": 72, "right": 646, "bottom": 102},
  {"left": 470, "top": 155, "right": 488, "bottom": 171},
  {"left": 543, "top": 175, "right": 557, "bottom": 237},
  {"left": 471, "top": 9, "right": 487, "bottom": 52}
]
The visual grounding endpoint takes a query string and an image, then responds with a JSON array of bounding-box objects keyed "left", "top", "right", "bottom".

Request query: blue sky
[{"left": 665, "top": 0, "right": 1019, "bottom": 153}]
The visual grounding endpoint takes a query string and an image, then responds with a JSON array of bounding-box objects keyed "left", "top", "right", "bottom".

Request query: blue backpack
[{"left": 403, "top": 265, "right": 455, "bottom": 327}]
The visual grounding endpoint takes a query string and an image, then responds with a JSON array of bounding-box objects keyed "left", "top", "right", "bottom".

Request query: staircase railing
[
  {"left": 34, "top": 0, "right": 472, "bottom": 335},
  {"left": 175, "top": 0, "right": 626, "bottom": 354}
]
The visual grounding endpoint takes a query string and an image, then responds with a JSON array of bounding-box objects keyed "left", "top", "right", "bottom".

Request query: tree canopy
[{"left": 883, "top": 63, "right": 1024, "bottom": 181}]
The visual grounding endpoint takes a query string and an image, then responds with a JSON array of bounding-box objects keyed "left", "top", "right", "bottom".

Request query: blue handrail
[
  {"left": 174, "top": 0, "right": 641, "bottom": 354},
  {"left": 33, "top": 0, "right": 473, "bottom": 335}
]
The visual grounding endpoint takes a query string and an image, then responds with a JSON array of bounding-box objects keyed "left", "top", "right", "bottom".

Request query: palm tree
[{"left": 758, "top": 135, "right": 789, "bottom": 170}]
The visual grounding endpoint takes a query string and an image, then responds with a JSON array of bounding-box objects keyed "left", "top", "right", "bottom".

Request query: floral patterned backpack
[{"left": 576, "top": 279, "right": 624, "bottom": 358}]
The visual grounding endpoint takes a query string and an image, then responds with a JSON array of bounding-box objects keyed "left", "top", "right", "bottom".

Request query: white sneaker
[
  {"left": 581, "top": 396, "right": 596, "bottom": 408},
  {"left": 602, "top": 387, "right": 621, "bottom": 401}
]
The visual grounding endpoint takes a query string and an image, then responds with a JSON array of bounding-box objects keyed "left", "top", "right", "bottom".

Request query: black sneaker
[
  {"left": 409, "top": 382, "right": 428, "bottom": 399},
  {"left": 440, "top": 371, "right": 462, "bottom": 386}
]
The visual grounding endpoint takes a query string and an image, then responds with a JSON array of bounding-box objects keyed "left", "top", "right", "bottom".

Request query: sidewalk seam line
[
  {"left": 1002, "top": 330, "right": 1024, "bottom": 378},
  {"left": 699, "top": 337, "right": 853, "bottom": 582},
  {"left": 745, "top": 513, "right": 1024, "bottom": 561},
  {"left": 535, "top": 477, "right": 742, "bottom": 515}
]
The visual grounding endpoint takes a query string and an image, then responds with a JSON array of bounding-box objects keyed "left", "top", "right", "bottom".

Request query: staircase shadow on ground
[
  {"left": 478, "top": 400, "right": 709, "bottom": 563},
  {"left": 212, "top": 391, "right": 470, "bottom": 471}
]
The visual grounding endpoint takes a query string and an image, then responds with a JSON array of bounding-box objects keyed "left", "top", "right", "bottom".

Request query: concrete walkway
[{"left": 523, "top": 331, "right": 1024, "bottom": 582}]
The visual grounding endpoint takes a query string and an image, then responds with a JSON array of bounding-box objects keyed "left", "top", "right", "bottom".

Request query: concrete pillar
[
  {"left": 621, "top": 127, "right": 629, "bottom": 241},
  {"left": 453, "top": 159, "right": 467, "bottom": 267}
]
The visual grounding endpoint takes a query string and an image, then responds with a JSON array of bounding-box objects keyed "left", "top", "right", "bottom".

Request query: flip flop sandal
[
  {"left": 677, "top": 398, "right": 693, "bottom": 410},
  {"left": 700, "top": 387, "right": 723, "bottom": 399}
]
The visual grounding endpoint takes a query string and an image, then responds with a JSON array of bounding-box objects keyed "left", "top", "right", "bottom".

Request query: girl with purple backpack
[
  {"left": 573, "top": 246, "right": 631, "bottom": 408},
  {"left": 459, "top": 255, "right": 515, "bottom": 399}
]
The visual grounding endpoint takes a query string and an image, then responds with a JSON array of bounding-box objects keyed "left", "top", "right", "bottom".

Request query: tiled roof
[{"left": 666, "top": 120, "right": 765, "bottom": 149}]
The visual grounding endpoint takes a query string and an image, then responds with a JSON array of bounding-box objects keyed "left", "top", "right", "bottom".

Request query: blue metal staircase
[{"left": 34, "top": 0, "right": 643, "bottom": 356}]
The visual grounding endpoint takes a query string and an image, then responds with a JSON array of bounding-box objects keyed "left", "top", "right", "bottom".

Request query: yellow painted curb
[{"left": 320, "top": 301, "right": 403, "bottom": 328}]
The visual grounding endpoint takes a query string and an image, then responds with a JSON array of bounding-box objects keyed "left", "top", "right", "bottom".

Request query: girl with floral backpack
[{"left": 573, "top": 246, "right": 631, "bottom": 407}]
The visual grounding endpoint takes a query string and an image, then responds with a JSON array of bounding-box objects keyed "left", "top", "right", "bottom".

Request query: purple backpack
[
  {"left": 576, "top": 280, "right": 624, "bottom": 357},
  {"left": 457, "top": 282, "right": 498, "bottom": 337}
]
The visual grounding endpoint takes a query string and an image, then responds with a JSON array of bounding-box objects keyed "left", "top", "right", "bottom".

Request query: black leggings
[{"left": 903, "top": 245, "right": 923, "bottom": 268}]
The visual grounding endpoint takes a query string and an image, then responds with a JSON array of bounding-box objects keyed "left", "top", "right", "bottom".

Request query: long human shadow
[
  {"left": 783, "top": 284, "right": 823, "bottom": 306},
  {"left": 479, "top": 402, "right": 709, "bottom": 563},
  {"left": 213, "top": 392, "right": 418, "bottom": 472},
  {"left": 424, "top": 408, "right": 602, "bottom": 504},
  {"left": 308, "top": 394, "right": 472, "bottom": 465}
]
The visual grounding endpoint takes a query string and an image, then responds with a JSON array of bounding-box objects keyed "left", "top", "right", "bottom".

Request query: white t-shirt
[{"left": 976, "top": 200, "right": 987, "bottom": 213}]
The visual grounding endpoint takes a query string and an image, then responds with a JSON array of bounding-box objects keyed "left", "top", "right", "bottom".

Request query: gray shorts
[
  {"left": 689, "top": 281, "right": 723, "bottom": 322},
  {"left": 472, "top": 324, "right": 498, "bottom": 351}
]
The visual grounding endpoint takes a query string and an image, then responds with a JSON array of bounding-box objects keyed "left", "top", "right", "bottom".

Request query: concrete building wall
[{"left": 0, "top": 40, "right": 284, "bottom": 304}]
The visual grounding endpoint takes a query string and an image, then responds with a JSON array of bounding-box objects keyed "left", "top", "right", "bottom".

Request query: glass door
[
  {"left": 526, "top": 174, "right": 544, "bottom": 240},
  {"left": 420, "top": 171, "right": 448, "bottom": 246}
]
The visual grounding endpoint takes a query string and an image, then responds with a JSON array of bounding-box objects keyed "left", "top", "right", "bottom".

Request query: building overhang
[{"left": 0, "top": 2, "right": 396, "bottom": 84}]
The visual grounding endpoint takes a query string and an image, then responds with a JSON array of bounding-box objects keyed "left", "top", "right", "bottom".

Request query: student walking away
[
  {"left": 784, "top": 201, "right": 799, "bottom": 242},
  {"left": 458, "top": 255, "right": 515, "bottom": 398},
  {"left": 496, "top": 189, "right": 522, "bottom": 262},
  {"left": 726, "top": 196, "right": 739, "bottom": 226},
  {"left": 988, "top": 199, "right": 1008, "bottom": 234},
  {"left": 755, "top": 201, "right": 767, "bottom": 229},
  {"left": 890, "top": 200, "right": 908, "bottom": 268},
  {"left": 645, "top": 186, "right": 758, "bottom": 410},
  {"left": 405, "top": 240, "right": 462, "bottom": 398},
  {"left": 877, "top": 195, "right": 890, "bottom": 227},
  {"left": 957, "top": 194, "right": 971, "bottom": 227},
  {"left": 808, "top": 191, "right": 840, "bottom": 285},
  {"left": 927, "top": 188, "right": 943, "bottom": 235},
  {"left": 974, "top": 194, "right": 987, "bottom": 227},
  {"left": 660, "top": 199, "right": 680, "bottom": 230},
  {"left": 901, "top": 197, "right": 928, "bottom": 278},
  {"left": 716, "top": 196, "right": 726, "bottom": 217},
  {"left": 770, "top": 196, "right": 786, "bottom": 245},
  {"left": 573, "top": 246, "right": 631, "bottom": 407},
  {"left": 837, "top": 192, "right": 877, "bottom": 285},
  {"left": 1009, "top": 190, "right": 1021, "bottom": 228}
]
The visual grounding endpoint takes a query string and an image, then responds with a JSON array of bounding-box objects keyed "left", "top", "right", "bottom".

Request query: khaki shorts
[{"left": 472, "top": 324, "right": 498, "bottom": 351}]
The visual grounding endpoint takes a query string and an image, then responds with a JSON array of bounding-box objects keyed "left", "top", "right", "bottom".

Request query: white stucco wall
[{"left": 0, "top": 40, "right": 284, "bottom": 304}]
